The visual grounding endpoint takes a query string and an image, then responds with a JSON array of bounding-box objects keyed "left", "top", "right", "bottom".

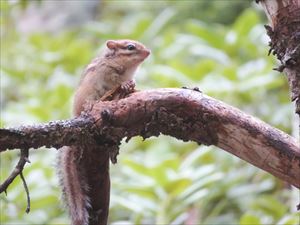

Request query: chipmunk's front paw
[{"left": 120, "top": 80, "right": 136, "bottom": 95}]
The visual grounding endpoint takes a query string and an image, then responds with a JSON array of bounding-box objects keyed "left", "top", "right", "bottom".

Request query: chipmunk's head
[{"left": 105, "top": 39, "right": 150, "bottom": 68}]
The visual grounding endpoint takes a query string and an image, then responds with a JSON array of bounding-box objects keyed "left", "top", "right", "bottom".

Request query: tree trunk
[{"left": 257, "top": 0, "right": 300, "bottom": 137}]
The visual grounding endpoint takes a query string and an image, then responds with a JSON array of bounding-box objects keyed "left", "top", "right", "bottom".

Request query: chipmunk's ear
[{"left": 106, "top": 40, "right": 117, "bottom": 49}]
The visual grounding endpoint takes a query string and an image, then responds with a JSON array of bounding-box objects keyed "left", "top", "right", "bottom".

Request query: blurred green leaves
[{"left": 1, "top": 1, "right": 296, "bottom": 225}]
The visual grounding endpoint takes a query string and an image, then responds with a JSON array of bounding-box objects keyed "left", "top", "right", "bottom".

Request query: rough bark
[
  {"left": 1, "top": 89, "right": 299, "bottom": 189},
  {"left": 258, "top": 0, "right": 300, "bottom": 119}
]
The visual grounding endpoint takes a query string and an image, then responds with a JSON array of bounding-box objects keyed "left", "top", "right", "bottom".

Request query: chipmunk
[{"left": 57, "top": 40, "right": 150, "bottom": 225}]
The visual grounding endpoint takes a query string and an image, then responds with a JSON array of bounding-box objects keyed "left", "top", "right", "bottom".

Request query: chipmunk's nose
[{"left": 143, "top": 48, "right": 151, "bottom": 58}]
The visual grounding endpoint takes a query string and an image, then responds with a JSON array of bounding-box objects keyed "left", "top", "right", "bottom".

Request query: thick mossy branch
[{"left": 0, "top": 88, "right": 299, "bottom": 188}]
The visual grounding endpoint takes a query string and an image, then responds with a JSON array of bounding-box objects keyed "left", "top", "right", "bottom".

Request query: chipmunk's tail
[{"left": 57, "top": 146, "right": 90, "bottom": 225}]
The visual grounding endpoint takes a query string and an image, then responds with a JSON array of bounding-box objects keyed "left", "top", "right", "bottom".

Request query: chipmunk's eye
[{"left": 126, "top": 44, "right": 136, "bottom": 51}]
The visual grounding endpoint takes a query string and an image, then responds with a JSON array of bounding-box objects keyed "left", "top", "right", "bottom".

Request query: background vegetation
[{"left": 0, "top": 0, "right": 299, "bottom": 224}]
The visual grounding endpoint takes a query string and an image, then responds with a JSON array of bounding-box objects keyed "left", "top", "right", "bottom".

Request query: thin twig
[
  {"left": 20, "top": 171, "right": 30, "bottom": 213},
  {"left": 0, "top": 148, "right": 30, "bottom": 193}
]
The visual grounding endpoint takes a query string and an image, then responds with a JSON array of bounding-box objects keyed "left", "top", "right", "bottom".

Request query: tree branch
[
  {"left": 0, "top": 114, "right": 96, "bottom": 152},
  {"left": 1, "top": 88, "right": 299, "bottom": 188}
]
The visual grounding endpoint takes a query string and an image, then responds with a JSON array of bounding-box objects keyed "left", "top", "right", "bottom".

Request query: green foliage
[{"left": 1, "top": 1, "right": 296, "bottom": 225}]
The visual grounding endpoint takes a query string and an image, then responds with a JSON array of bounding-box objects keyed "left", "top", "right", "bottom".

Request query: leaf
[
  {"left": 251, "top": 195, "right": 287, "bottom": 220},
  {"left": 185, "top": 19, "right": 225, "bottom": 48},
  {"left": 276, "top": 213, "right": 300, "bottom": 225},
  {"left": 164, "top": 178, "right": 192, "bottom": 196},
  {"left": 240, "top": 213, "right": 262, "bottom": 225},
  {"left": 141, "top": 8, "right": 176, "bottom": 41},
  {"left": 233, "top": 9, "right": 260, "bottom": 36}
]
